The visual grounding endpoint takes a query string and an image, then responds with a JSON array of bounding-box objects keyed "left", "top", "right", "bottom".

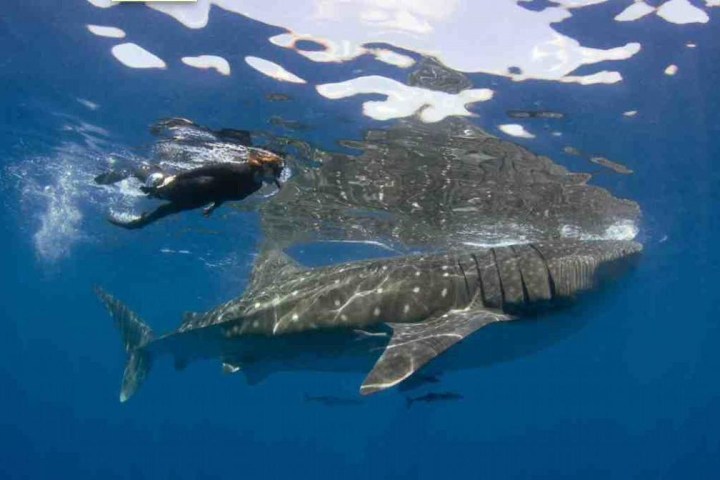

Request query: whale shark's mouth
[
  {"left": 560, "top": 220, "right": 639, "bottom": 242},
  {"left": 460, "top": 220, "right": 639, "bottom": 248}
]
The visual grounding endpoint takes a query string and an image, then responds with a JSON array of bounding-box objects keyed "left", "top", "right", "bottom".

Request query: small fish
[
  {"left": 266, "top": 93, "right": 292, "bottom": 102},
  {"left": 507, "top": 110, "right": 565, "bottom": 119},
  {"left": 353, "top": 328, "right": 389, "bottom": 340},
  {"left": 406, "top": 391, "right": 463, "bottom": 408},
  {"left": 590, "top": 156, "right": 633, "bottom": 175},
  {"left": 304, "top": 395, "right": 364, "bottom": 407},
  {"left": 415, "top": 373, "right": 441, "bottom": 385},
  {"left": 563, "top": 146, "right": 583, "bottom": 157},
  {"left": 564, "top": 146, "right": 633, "bottom": 175},
  {"left": 269, "top": 115, "right": 309, "bottom": 131},
  {"left": 338, "top": 139, "right": 366, "bottom": 151}
]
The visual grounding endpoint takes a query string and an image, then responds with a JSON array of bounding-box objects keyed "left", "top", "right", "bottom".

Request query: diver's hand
[
  {"left": 159, "top": 175, "right": 176, "bottom": 188},
  {"left": 202, "top": 201, "right": 222, "bottom": 217}
]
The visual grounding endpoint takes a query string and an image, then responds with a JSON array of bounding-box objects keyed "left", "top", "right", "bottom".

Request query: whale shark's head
[{"left": 535, "top": 239, "right": 643, "bottom": 298}]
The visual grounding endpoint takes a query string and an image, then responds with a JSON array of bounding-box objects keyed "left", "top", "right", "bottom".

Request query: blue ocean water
[{"left": 1, "top": 1, "right": 719, "bottom": 478}]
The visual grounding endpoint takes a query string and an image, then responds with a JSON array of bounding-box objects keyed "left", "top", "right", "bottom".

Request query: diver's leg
[{"left": 108, "top": 202, "right": 185, "bottom": 230}]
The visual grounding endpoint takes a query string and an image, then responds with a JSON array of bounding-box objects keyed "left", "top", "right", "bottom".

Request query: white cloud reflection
[{"left": 84, "top": 0, "right": 718, "bottom": 122}]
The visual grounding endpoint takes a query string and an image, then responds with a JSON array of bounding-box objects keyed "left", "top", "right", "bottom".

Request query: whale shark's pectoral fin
[{"left": 360, "top": 309, "right": 512, "bottom": 395}]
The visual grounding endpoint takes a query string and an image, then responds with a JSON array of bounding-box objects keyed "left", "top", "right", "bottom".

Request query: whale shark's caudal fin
[
  {"left": 94, "top": 287, "right": 155, "bottom": 403},
  {"left": 360, "top": 309, "right": 512, "bottom": 395}
]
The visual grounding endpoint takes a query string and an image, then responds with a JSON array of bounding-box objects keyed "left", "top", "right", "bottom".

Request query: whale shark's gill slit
[
  {"left": 470, "top": 253, "right": 486, "bottom": 306},
  {"left": 456, "top": 260, "right": 471, "bottom": 300},
  {"left": 510, "top": 246, "right": 530, "bottom": 305},
  {"left": 529, "top": 243, "right": 556, "bottom": 299},
  {"left": 490, "top": 248, "right": 507, "bottom": 308}
]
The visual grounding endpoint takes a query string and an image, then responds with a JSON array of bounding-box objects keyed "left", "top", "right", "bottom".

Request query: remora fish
[
  {"left": 96, "top": 239, "right": 641, "bottom": 402},
  {"left": 506, "top": 110, "right": 565, "bottom": 119},
  {"left": 406, "top": 391, "right": 463, "bottom": 408},
  {"left": 304, "top": 395, "right": 364, "bottom": 407}
]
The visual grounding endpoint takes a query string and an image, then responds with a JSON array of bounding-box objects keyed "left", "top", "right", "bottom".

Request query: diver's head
[
  {"left": 248, "top": 148, "right": 285, "bottom": 188},
  {"left": 145, "top": 172, "right": 166, "bottom": 189}
]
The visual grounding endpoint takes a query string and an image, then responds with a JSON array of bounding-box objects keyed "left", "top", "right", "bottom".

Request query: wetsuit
[{"left": 108, "top": 163, "right": 271, "bottom": 230}]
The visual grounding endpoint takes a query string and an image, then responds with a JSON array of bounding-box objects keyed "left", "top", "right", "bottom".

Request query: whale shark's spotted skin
[
  {"left": 96, "top": 239, "right": 641, "bottom": 402},
  {"left": 180, "top": 240, "right": 639, "bottom": 335}
]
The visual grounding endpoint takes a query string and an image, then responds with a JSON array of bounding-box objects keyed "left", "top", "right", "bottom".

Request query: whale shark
[
  {"left": 257, "top": 116, "right": 640, "bottom": 251},
  {"left": 253, "top": 59, "right": 640, "bottom": 250},
  {"left": 96, "top": 239, "right": 641, "bottom": 402}
]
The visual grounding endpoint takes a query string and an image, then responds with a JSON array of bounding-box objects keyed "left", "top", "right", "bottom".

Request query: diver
[{"left": 95, "top": 148, "right": 284, "bottom": 230}]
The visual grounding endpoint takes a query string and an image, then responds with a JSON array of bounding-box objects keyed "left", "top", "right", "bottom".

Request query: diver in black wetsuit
[{"left": 96, "top": 149, "right": 284, "bottom": 230}]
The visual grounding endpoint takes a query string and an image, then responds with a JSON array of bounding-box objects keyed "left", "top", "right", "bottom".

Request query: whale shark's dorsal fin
[
  {"left": 360, "top": 309, "right": 512, "bottom": 395},
  {"left": 247, "top": 249, "right": 304, "bottom": 294}
]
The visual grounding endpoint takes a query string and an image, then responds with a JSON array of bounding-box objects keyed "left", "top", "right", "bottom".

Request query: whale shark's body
[{"left": 97, "top": 239, "right": 641, "bottom": 402}]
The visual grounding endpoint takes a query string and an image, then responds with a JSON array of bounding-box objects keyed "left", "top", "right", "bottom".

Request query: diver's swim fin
[
  {"left": 107, "top": 211, "right": 147, "bottom": 230},
  {"left": 94, "top": 287, "right": 155, "bottom": 402}
]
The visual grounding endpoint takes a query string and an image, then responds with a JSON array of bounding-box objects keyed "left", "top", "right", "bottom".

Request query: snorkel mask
[
  {"left": 146, "top": 172, "right": 166, "bottom": 189},
  {"left": 248, "top": 148, "right": 285, "bottom": 189}
]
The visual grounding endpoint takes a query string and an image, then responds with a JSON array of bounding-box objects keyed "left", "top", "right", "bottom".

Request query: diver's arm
[{"left": 108, "top": 203, "right": 185, "bottom": 230}]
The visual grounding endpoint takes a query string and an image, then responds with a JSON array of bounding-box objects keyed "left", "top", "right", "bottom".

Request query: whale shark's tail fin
[{"left": 94, "top": 287, "right": 155, "bottom": 403}]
